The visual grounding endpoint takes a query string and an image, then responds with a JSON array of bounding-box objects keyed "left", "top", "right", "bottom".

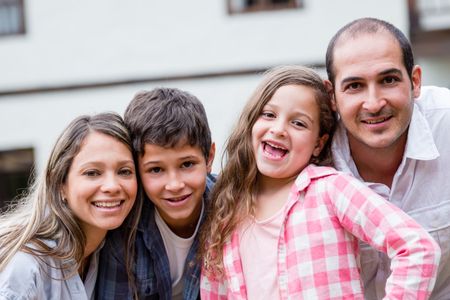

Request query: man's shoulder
[{"left": 417, "top": 86, "right": 450, "bottom": 110}]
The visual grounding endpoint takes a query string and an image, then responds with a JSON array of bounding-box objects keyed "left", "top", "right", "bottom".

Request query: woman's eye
[
  {"left": 83, "top": 170, "right": 100, "bottom": 177},
  {"left": 119, "top": 168, "right": 134, "bottom": 176}
]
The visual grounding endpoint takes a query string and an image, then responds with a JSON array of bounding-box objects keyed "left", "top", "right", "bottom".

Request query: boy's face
[{"left": 138, "top": 142, "right": 214, "bottom": 237}]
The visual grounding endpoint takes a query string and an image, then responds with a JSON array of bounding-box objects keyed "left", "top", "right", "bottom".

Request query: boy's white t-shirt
[{"left": 154, "top": 202, "right": 204, "bottom": 300}]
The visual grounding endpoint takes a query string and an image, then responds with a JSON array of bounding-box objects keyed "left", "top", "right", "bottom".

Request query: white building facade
[{"left": 1, "top": 0, "right": 449, "bottom": 206}]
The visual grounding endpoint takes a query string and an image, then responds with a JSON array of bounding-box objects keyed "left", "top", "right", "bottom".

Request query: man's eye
[
  {"left": 347, "top": 82, "right": 361, "bottom": 90},
  {"left": 383, "top": 76, "right": 398, "bottom": 84}
]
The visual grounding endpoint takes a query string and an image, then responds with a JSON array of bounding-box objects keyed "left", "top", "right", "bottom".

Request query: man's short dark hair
[{"left": 326, "top": 17, "right": 415, "bottom": 86}]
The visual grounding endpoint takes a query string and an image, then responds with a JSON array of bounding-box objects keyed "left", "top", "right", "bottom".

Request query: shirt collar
[
  {"left": 404, "top": 102, "right": 439, "bottom": 160},
  {"left": 332, "top": 102, "right": 439, "bottom": 175},
  {"left": 293, "top": 164, "right": 337, "bottom": 192}
]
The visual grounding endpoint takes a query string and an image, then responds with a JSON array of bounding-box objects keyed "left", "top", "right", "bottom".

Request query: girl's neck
[{"left": 254, "top": 174, "right": 296, "bottom": 221}]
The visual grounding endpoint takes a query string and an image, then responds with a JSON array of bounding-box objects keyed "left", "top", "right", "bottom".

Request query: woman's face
[{"left": 63, "top": 131, "right": 137, "bottom": 241}]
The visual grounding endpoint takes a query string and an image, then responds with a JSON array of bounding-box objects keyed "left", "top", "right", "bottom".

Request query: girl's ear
[
  {"left": 313, "top": 134, "right": 329, "bottom": 157},
  {"left": 324, "top": 80, "right": 337, "bottom": 111}
]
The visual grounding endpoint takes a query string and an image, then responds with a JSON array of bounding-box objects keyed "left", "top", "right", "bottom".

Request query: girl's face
[
  {"left": 63, "top": 131, "right": 137, "bottom": 241},
  {"left": 251, "top": 84, "right": 328, "bottom": 182}
]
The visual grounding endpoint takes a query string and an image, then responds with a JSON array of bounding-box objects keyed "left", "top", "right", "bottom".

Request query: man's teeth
[
  {"left": 93, "top": 201, "right": 122, "bottom": 208},
  {"left": 365, "top": 117, "right": 388, "bottom": 124}
]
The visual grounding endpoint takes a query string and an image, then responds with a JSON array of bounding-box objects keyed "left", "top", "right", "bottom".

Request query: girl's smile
[{"left": 252, "top": 84, "right": 328, "bottom": 182}]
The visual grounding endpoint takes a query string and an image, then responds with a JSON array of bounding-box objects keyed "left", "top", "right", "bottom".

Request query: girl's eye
[
  {"left": 83, "top": 169, "right": 100, "bottom": 177},
  {"left": 292, "top": 120, "right": 306, "bottom": 128},
  {"left": 118, "top": 168, "right": 134, "bottom": 176},
  {"left": 261, "top": 111, "right": 275, "bottom": 118}
]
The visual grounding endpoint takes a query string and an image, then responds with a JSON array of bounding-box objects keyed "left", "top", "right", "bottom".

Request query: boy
[{"left": 97, "top": 87, "right": 215, "bottom": 300}]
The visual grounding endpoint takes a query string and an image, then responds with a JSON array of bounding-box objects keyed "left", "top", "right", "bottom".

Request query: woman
[{"left": 0, "top": 112, "right": 142, "bottom": 299}]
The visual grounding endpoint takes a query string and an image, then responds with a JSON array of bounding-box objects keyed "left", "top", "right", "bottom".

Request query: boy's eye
[
  {"left": 148, "top": 167, "right": 162, "bottom": 174},
  {"left": 181, "top": 161, "right": 195, "bottom": 169},
  {"left": 83, "top": 169, "right": 100, "bottom": 177}
]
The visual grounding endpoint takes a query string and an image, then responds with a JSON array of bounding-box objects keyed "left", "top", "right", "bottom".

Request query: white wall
[
  {"left": 0, "top": 0, "right": 408, "bottom": 90},
  {"left": 0, "top": 0, "right": 412, "bottom": 175},
  {"left": 0, "top": 73, "right": 261, "bottom": 173}
]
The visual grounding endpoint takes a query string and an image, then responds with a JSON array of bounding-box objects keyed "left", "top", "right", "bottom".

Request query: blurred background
[{"left": 1, "top": 0, "right": 450, "bottom": 210}]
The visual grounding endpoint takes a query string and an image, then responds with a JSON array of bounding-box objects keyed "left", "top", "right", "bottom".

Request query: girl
[
  {"left": 200, "top": 66, "right": 440, "bottom": 299},
  {"left": 0, "top": 112, "right": 141, "bottom": 299}
]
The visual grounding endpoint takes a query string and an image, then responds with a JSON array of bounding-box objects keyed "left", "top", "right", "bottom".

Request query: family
[{"left": 1, "top": 17, "right": 449, "bottom": 300}]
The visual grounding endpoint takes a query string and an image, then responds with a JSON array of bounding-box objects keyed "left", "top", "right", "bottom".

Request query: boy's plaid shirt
[{"left": 201, "top": 165, "right": 440, "bottom": 300}]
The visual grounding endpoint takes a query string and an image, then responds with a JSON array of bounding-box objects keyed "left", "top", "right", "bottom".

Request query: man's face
[{"left": 331, "top": 32, "right": 421, "bottom": 152}]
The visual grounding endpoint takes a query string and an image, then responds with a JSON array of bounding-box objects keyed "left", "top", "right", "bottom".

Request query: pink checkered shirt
[{"left": 201, "top": 165, "right": 440, "bottom": 300}]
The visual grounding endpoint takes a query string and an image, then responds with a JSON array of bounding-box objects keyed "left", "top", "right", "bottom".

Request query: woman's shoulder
[{"left": 0, "top": 251, "right": 43, "bottom": 298}]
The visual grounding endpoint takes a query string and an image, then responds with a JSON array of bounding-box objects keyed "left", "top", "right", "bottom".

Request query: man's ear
[
  {"left": 206, "top": 142, "right": 216, "bottom": 173},
  {"left": 411, "top": 65, "right": 422, "bottom": 99},
  {"left": 324, "top": 80, "right": 337, "bottom": 111}
]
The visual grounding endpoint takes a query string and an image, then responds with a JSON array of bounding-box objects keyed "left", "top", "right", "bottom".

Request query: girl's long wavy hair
[
  {"left": 200, "top": 65, "right": 336, "bottom": 277},
  {"left": 0, "top": 112, "right": 142, "bottom": 284}
]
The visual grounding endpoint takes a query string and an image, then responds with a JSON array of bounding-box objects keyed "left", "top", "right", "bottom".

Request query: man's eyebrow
[
  {"left": 379, "top": 68, "right": 403, "bottom": 77},
  {"left": 340, "top": 76, "right": 362, "bottom": 85},
  {"left": 340, "top": 68, "right": 404, "bottom": 85}
]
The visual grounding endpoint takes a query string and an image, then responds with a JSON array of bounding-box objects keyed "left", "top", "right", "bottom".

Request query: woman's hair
[
  {"left": 0, "top": 112, "right": 142, "bottom": 282},
  {"left": 200, "top": 65, "right": 336, "bottom": 276}
]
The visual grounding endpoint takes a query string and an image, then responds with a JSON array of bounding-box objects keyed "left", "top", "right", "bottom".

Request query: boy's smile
[{"left": 139, "top": 142, "right": 214, "bottom": 237}]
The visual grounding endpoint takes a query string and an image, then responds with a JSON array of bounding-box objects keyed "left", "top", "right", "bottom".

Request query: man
[{"left": 326, "top": 17, "right": 450, "bottom": 299}]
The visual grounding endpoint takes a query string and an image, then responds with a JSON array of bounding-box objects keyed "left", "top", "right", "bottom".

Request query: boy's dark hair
[{"left": 124, "top": 87, "right": 212, "bottom": 160}]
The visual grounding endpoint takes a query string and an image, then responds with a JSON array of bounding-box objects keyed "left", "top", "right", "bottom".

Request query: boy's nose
[{"left": 165, "top": 174, "right": 185, "bottom": 191}]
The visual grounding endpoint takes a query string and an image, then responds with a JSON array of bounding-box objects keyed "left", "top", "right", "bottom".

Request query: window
[
  {"left": 0, "top": 0, "right": 26, "bottom": 36},
  {"left": 228, "top": 0, "right": 302, "bottom": 14},
  {"left": 0, "top": 148, "right": 34, "bottom": 212}
]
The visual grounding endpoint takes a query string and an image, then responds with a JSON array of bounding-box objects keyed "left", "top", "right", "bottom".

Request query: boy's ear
[
  {"left": 206, "top": 142, "right": 216, "bottom": 173},
  {"left": 323, "top": 80, "right": 337, "bottom": 111}
]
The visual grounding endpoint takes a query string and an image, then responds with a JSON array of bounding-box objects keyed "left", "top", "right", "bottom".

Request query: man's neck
[{"left": 349, "top": 135, "right": 407, "bottom": 188}]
